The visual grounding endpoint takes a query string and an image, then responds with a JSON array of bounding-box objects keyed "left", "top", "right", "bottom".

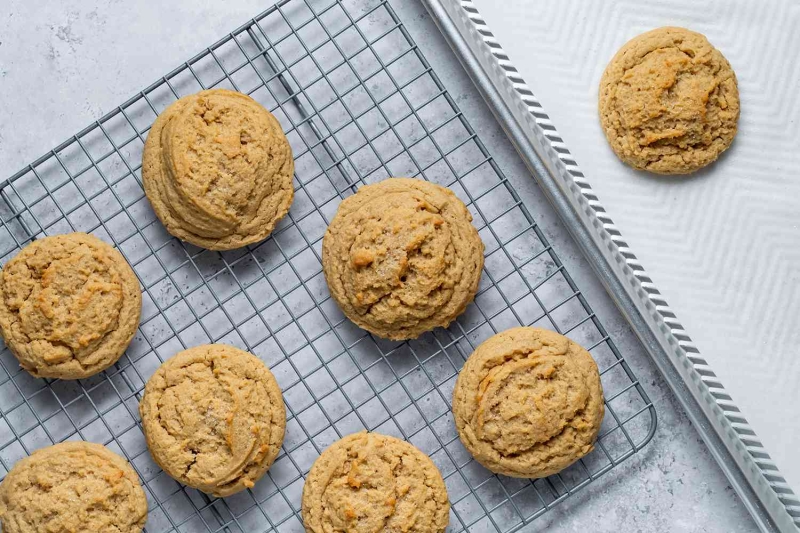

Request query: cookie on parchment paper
[{"left": 599, "top": 26, "right": 739, "bottom": 174}]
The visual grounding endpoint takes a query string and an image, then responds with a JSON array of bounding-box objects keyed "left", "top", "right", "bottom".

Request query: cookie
[
  {"left": 302, "top": 432, "right": 449, "bottom": 533},
  {"left": 598, "top": 27, "right": 739, "bottom": 174},
  {"left": 142, "top": 88, "right": 294, "bottom": 250},
  {"left": 322, "top": 178, "right": 484, "bottom": 340},
  {"left": 0, "top": 232, "right": 142, "bottom": 379},
  {"left": 452, "top": 327, "right": 604, "bottom": 478},
  {"left": 139, "top": 344, "right": 285, "bottom": 497},
  {"left": 0, "top": 441, "right": 147, "bottom": 533}
]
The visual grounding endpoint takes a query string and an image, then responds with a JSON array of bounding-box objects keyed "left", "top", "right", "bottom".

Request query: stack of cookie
[{"left": 0, "top": 87, "right": 608, "bottom": 533}]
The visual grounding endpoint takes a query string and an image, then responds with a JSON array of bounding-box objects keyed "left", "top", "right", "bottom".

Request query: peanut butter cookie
[
  {"left": 302, "top": 432, "right": 449, "bottom": 533},
  {"left": 0, "top": 442, "right": 147, "bottom": 533},
  {"left": 0, "top": 232, "right": 142, "bottom": 379},
  {"left": 139, "top": 344, "right": 286, "bottom": 497},
  {"left": 142, "top": 88, "right": 294, "bottom": 250},
  {"left": 452, "top": 327, "right": 604, "bottom": 478},
  {"left": 322, "top": 178, "right": 484, "bottom": 340},
  {"left": 599, "top": 27, "right": 739, "bottom": 174}
]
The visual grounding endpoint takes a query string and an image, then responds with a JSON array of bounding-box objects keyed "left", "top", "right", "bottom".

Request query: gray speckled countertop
[{"left": 0, "top": 0, "right": 756, "bottom": 531}]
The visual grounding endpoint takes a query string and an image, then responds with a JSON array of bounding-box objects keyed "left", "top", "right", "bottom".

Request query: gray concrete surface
[{"left": 0, "top": 0, "right": 756, "bottom": 531}]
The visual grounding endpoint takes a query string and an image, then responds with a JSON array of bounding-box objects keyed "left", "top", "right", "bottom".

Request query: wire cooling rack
[{"left": 0, "top": 0, "right": 656, "bottom": 531}]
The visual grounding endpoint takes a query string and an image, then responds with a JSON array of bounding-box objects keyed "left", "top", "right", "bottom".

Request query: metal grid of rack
[{"left": 0, "top": 0, "right": 656, "bottom": 531}]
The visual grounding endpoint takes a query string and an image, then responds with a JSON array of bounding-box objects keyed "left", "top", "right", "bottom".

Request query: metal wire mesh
[{"left": 0, "top": 0, "right": 656, "bottom": 531}]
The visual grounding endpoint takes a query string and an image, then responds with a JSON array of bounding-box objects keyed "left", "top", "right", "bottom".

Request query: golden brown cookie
[
  {"left": 0, "top": 232, "right": 142, "bottom": 379},
  {"left": 0, "top": 441, "right": 147, "bottom": 533},
  {"left": 452, "top": 327, "right": 604, "bottom": 478},
  {"left": 302, "top": 432, "right": 449, "bottom": 533},
  {"left": 142, "top": 88, "right": 294, "bottom": 250},
  {"left": 139, "top": 344, "right": 285, "bottom": 497},
  {"left": 598, "top": 27, "right": 739, "bottom": 174},
  {"left": 322, "top": 178, "right": 484, "bottom": 340}
]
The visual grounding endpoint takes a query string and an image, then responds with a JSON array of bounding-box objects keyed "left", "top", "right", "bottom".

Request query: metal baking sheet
[
  {"left": 421, "top": 0, "right": 800, "bottom": 531},
  {"left": 0, "top": 0, "right": 656, "bottom": 532}
]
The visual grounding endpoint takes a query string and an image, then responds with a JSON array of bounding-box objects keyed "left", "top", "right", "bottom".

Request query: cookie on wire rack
[
  {"left": 452, "top": 327, "right": 604, "bottom": 478},
  {"left": 302, "top": 432, "right": 450, "bottom": 533},
  {"left": 0, "top": 442, "right": 147, "bottom": 533},
  {"left": 322, "top": 177, "right": 484, "bottom": 340},
  {"left": 142, "top": 88, "right": 294, "bottom": 250},
  {"left": 0, "top": 232, "right": 142, "bottom": 380},
  {"left": 139, "top": 343, "right": 286, "bottom": 497}
]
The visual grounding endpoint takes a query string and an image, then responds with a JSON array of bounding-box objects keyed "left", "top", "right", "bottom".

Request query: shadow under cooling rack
[{"left": 0, "top": 0, "right": 656, "bottom": 532}]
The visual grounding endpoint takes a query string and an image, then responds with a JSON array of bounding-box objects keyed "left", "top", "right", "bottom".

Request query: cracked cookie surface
[
  {"left": 452, "top": 327, "right": 604, "bottom": 478},
  {"left": 302, "top": 432, "right": 449, "bottom": 533},
  {"left": 139, "top": 344, "right": 285, "bottom": 497},
  {"left": 0, "top": 232, "right": 141, "bottom": 379},
  {"left": 322, "top": 178, "right": 484, "bottom": 340},
  {"left": 0, "top": 441, "right": 147, "bottom": 533},
  {"left": 142, "top": 88, "right": 294, "bottom": 250},
  {"left": 599, "top": 26, "right": 739, "bottom": 174}
]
